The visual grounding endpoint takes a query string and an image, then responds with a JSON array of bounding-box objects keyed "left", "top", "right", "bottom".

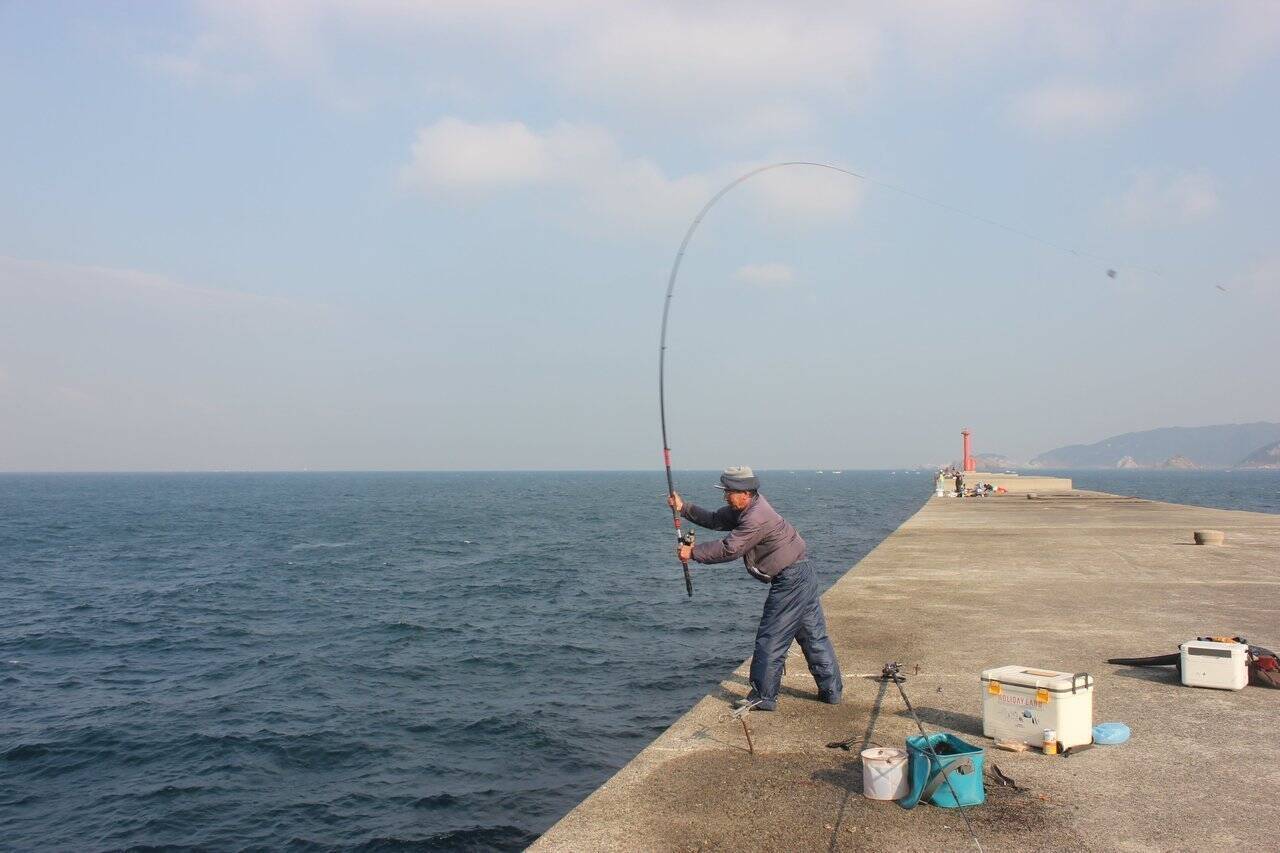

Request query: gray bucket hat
[{"left": 715, "top": 466, "right": 759, "bottom": 492}]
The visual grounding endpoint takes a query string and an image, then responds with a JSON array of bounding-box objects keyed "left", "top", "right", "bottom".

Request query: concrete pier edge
[{"left": 531, "top": 489, "right": 1280, "bottom": 851}]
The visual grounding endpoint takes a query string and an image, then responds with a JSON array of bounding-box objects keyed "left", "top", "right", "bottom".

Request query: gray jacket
[{"left": 681, "top": 493, "right": 806, "bottom": 582}]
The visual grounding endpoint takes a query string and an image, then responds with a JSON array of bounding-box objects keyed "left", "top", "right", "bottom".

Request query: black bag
[{"left": 1248, "top": 646, "right": 1280, "bottom": 689}]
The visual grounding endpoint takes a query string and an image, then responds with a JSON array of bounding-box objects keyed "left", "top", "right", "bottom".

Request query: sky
[{"left": 1, "top": 1, "right": 1278, "bottom": 471}]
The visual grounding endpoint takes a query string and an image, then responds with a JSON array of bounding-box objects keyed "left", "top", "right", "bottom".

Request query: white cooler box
[
  {"left": 1180, "top": 640, "right": 1248, "bottom": 690},
  {"left": 980, "top": 666, "right": 1094, "bottom": 748}
]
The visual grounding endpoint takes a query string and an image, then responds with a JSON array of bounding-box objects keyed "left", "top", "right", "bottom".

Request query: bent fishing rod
[
  {"left": 660, "top": 164, "right": 836, "bottom": 596},
  {"left": 658, "top": 160, "right": 1133, "bottom": 597}
]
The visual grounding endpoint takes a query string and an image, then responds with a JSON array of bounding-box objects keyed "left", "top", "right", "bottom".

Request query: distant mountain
[
  {"left": 1032, "top": 422, "right": 1280, "bottom": 469},
  {"left": 973, "top": 453, "right": 1020, "bottom": 470},
  {"left": 1237, "top": 440, "right": 1280, "bottom": 469},
  {"left": 1157, "top": 455, "right": 1199, "bottom": 470}
]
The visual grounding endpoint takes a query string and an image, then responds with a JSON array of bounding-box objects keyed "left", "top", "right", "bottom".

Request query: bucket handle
[{"left": 920, "top": 756, "right": 975, "bottom": 804}]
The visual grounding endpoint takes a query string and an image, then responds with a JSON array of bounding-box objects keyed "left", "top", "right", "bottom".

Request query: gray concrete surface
[{"left": 531, "top": 491, "right": 1280, "bottom": 852}]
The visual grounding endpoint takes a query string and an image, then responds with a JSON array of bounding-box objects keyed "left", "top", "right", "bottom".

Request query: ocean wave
[
  {"left": 355, "top": 825, "right": 538, "bottom": 851},
  {"left": 6, "top": 630, "right": 97, "bottom": 654},
  {"left": 194, "top": 729, "right": 394, "bottom": 769},
  {"left": 139, "top": 783, "right": 218, "bottom": 800},
  {"left": 450, "top": 655, "right": 524, "bottom": 674},
  {"left": 0, "top": 792, "right": 39, "bottom": 808},
  {"left": 453, "top": 715, "right": 571, "bottom": 754},
  {"left": 0, "top": 728, "right": 137, "bottom": 778},
  {"left": 378, "top": 620, "right": 433, "bottom": 635},
  {"left": 412, "top": 792, "right": 462, "bottom": 810},
  {"left": 363, "top": 662, "right": 440, "bottom": 682},
  {"left": 629, "top": 672, "right": 697, "bottom": 692},
  {"left": 3, "top": 742, "right": 51, "bottom": 761}
]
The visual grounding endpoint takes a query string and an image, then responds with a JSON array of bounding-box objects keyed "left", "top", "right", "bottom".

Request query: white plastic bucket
[{"left": 860, "top": 747, "right": 909, "bottom": 800}]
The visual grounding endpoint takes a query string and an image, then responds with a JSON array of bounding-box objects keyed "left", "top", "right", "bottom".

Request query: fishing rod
[
  {"left": 659, "top": 164, "right": 809, "bottom": 597},
  {"left": 658, "top": 160, "right": 1131, "bottom": 596}
]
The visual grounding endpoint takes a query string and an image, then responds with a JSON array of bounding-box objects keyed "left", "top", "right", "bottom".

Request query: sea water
[
  {"left": 1, "top": 471, "right": 928, "bottom": 850},
  {"left": 2, "top": 469, "right": 1275, "bottom": 849},
  {"left": 1039, "top": 469, "right": 1280, "bottom": 514}
]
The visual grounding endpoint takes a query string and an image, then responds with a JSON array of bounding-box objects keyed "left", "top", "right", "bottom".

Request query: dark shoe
[
  {"left": 733, "top": 694, "right": 777, "bottom": 712},
  {"left": 818, "top": 691, "right": 842, "bottom": 705}
]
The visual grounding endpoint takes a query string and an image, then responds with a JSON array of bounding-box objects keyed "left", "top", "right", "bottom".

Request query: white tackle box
[
  {"left": 980, "top": 666, "right": 1094, "bottom": 748},
  {"left": 1180, "top": 640, "right": 1248, "bottom": 690}
]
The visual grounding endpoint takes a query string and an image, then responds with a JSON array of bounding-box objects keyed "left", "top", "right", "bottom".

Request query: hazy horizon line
[{"left": 0, "top": 466, "right": 935, "bottom": 475}]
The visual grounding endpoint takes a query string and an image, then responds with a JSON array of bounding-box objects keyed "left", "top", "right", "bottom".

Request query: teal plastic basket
[{"left": 898, "top": 732, "right": 985, "bottom": 809}]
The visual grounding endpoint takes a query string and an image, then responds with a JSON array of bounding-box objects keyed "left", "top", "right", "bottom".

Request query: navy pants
[{"left": 749, "top": 561, "right": 843, "bottom": 708}]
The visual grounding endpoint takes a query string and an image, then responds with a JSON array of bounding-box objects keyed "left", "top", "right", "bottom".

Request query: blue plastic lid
[{"left": 1093, "top": 722, "right": 1130, "bottom": 744}]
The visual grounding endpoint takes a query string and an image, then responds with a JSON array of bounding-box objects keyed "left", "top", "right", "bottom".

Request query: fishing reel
[
  {"left": 677, "top": 528, "right": 695, "bottom": 597},
  {"left": 879, "top": 661, "right": 906, "bottom": 683}
]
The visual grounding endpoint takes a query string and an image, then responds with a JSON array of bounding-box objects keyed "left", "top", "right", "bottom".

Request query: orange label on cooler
[
  {"left": 987, "top": 681, "right": 1001, "bottom": 695},
  {"left": 1036, "top": 688, "right": 1049, "bottom": 703}
]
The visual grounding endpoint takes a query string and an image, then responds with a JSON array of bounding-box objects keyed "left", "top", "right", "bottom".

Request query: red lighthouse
[{"left": 962, "top": 429, "right": 976, "bottom": 472}]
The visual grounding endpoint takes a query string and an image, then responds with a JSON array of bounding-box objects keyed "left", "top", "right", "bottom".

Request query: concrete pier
[
  {"left": 946, "top": 472, "right": 1074, "bottom": 494},
  {"left": 532, "top": 491, "right": 1280, "bottom": 851}
]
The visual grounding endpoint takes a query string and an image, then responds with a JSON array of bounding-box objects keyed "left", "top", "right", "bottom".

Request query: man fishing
[{"left": 668, "top": 466, "right": 843, "bottom": 711}]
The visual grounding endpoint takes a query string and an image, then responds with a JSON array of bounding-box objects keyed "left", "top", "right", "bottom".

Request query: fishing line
[{"left": 658, "top": 159, "right": 1136, "bottom": 595}]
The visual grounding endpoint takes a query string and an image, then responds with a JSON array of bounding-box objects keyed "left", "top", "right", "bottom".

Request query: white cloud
[
  {"left": 1011, "top": 83, "right": 1139, "bottom": 133},
  {"left": 743, "top": 166, "right": 863, "bottom": 219},
  {"left": 558, "top": 7, "right": 879, "bottom": 132},
  {"left": 1112, "top": 170, "right": 1221, "bottom": 227},
  {"left": 875, "top": 1, "right": 1056, "bottom": 66},
  {"left": 157, "top": 2, "right": 1280, "bottom": 140},
  {"left": 400, "top": 119, "right": 557, "bottom": 192},
  {"left": 148, "top": 3, "right": 1036, "bottom": 144},
  {"left": 170, "top": 2, "right": 881, "bottom": 103},
  {"left": 733, "top": 262, "right": 797, "bottom": 288},
  {"left": 578, "top": 155, "right": 710, "bottom": 231},
  {"left": 399, "top": 118, "right": 862, "bottom": 230},
  {"left": 399, "top": 118, "right": 707, "bottom": 227}
]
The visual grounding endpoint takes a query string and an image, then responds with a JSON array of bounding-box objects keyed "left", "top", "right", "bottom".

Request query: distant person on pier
[{"left": 667, "top": 467, "right": 843, "bottom": 712}]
